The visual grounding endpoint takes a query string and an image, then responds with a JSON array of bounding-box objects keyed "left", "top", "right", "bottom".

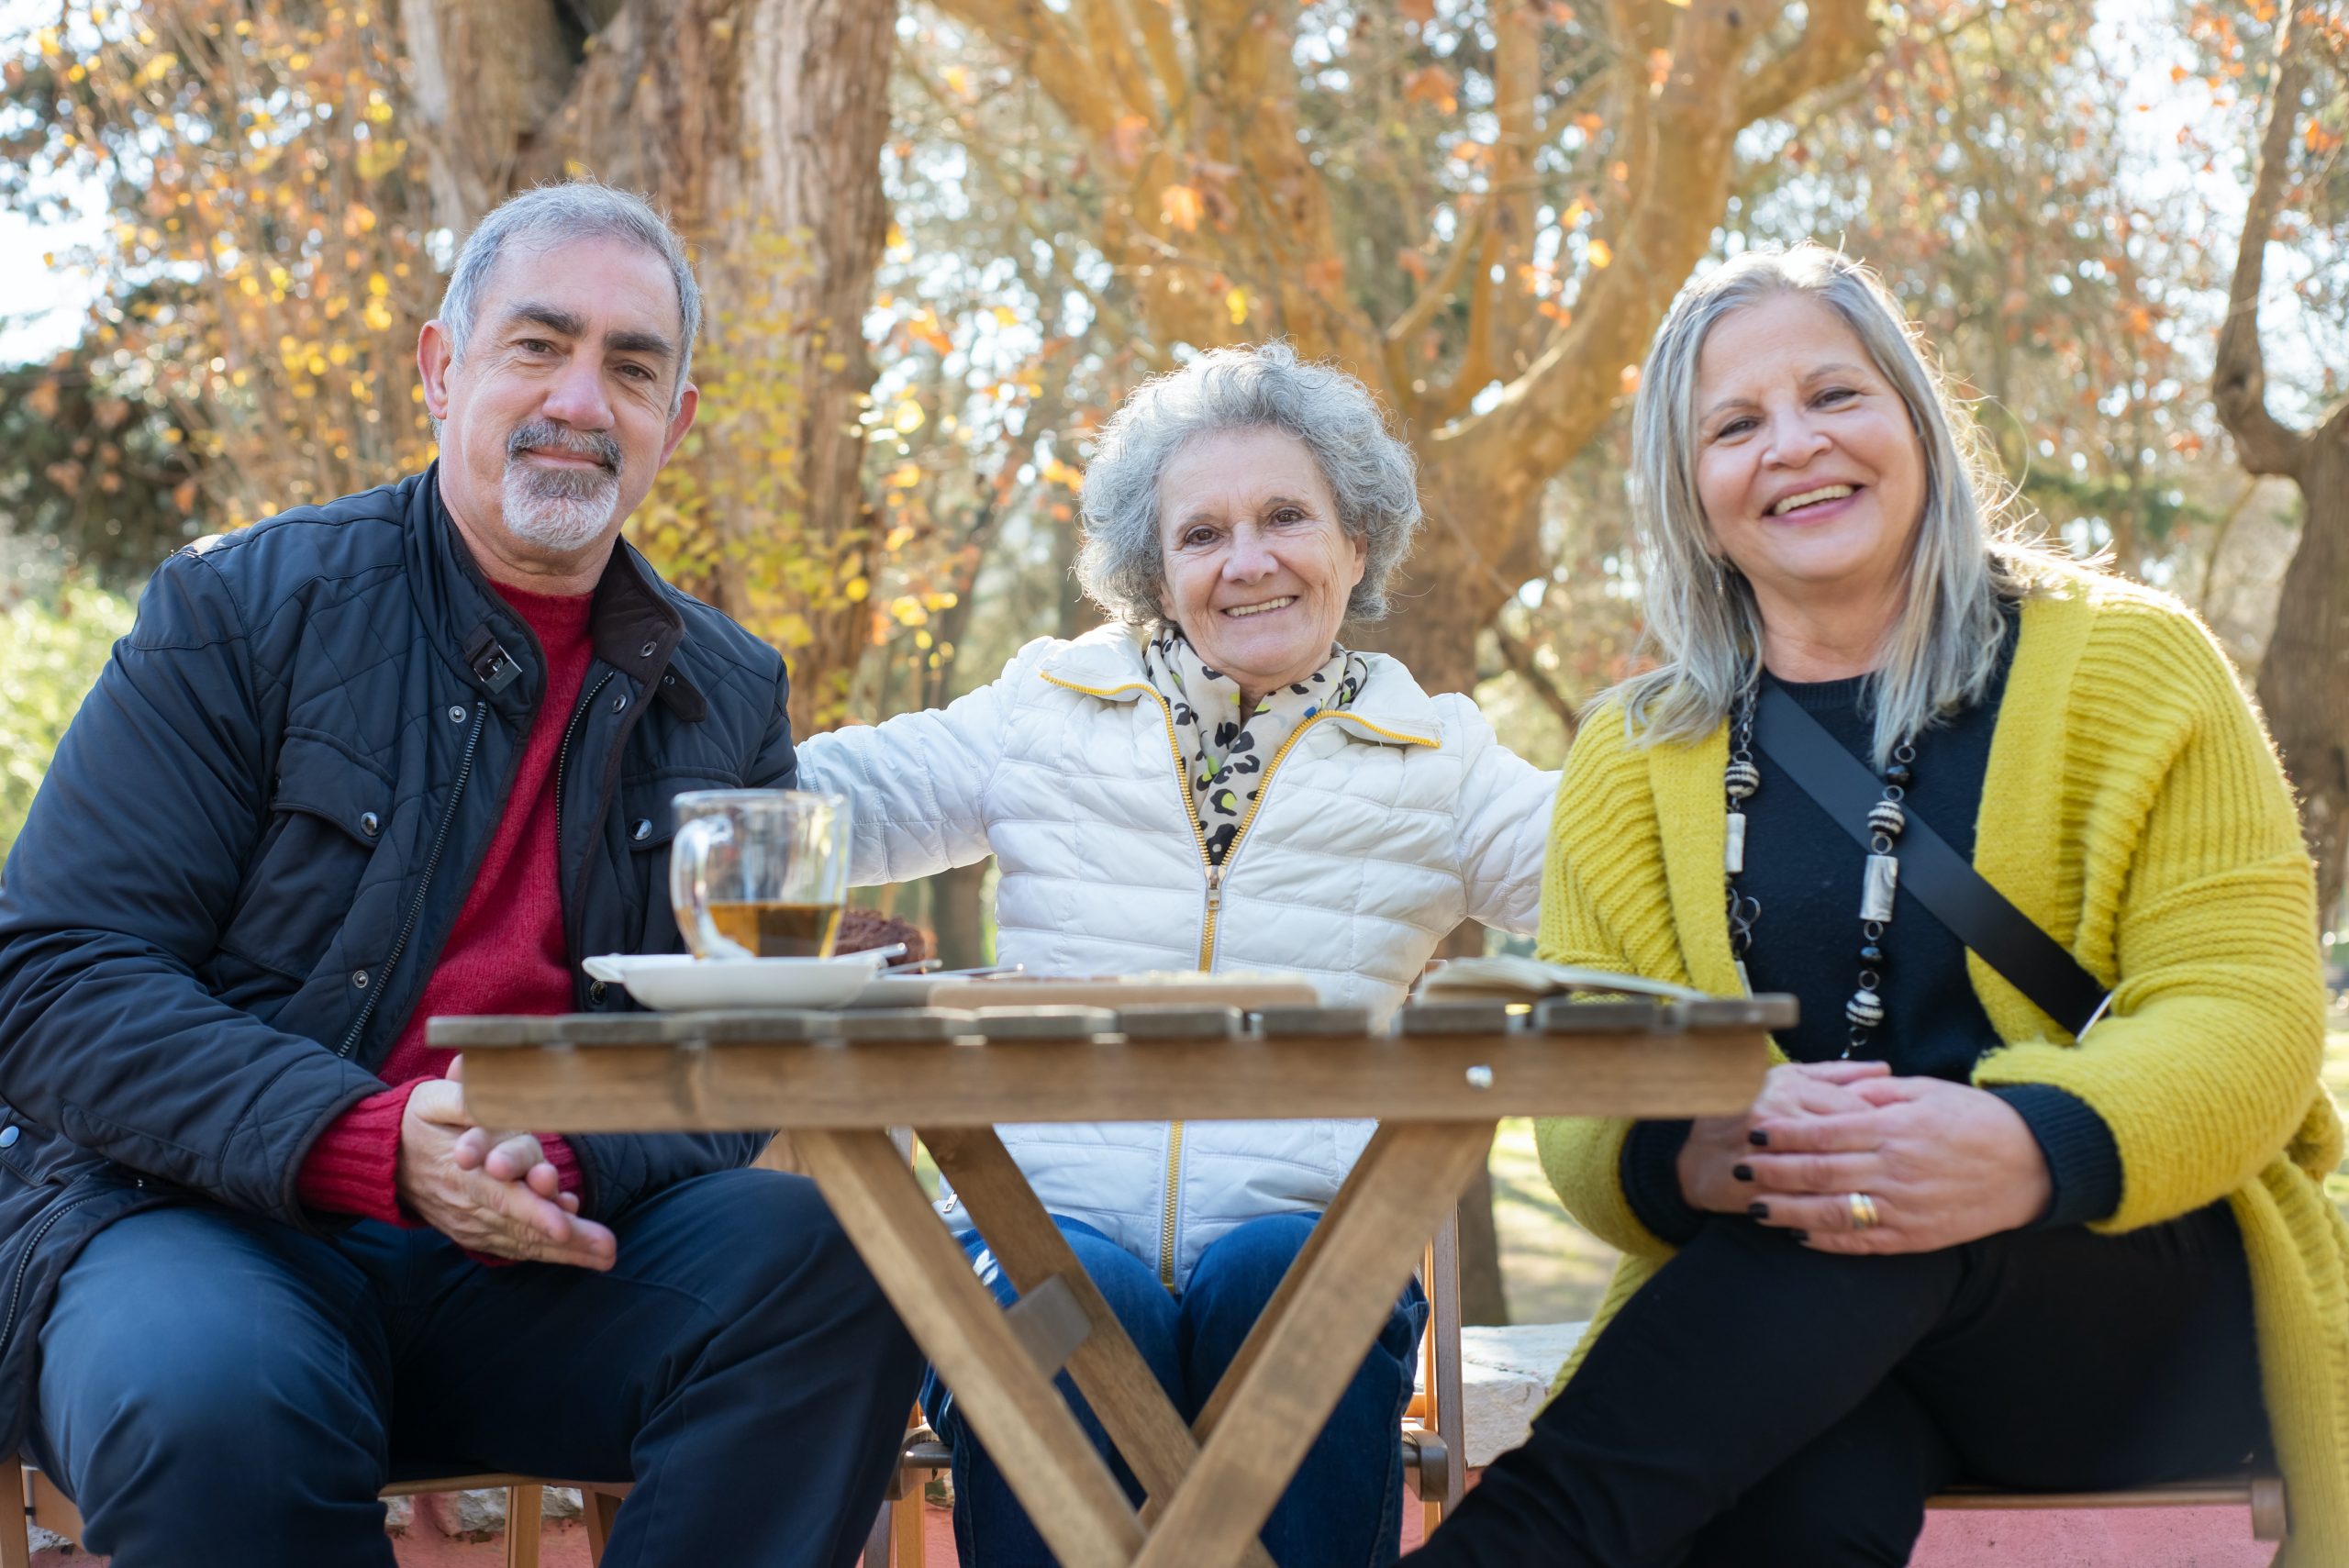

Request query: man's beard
[{"left": 501, "top": 419, "right": 624, "bottom": 551}]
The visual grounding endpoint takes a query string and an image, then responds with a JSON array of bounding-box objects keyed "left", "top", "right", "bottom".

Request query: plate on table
[{"left": 582, "top": 951, "right": 894, "bottom": 1011}]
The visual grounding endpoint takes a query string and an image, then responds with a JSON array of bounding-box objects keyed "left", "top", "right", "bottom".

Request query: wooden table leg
[
  {"left": 1131, "top": 1121, "right": 1497, "bottom": 1568},
  {"left": 920, "top": 1127, "right": 1280, "bottom": 1568},
  {"left": 795, "top": 1129, "right": 1147, "bottom": 1568}
]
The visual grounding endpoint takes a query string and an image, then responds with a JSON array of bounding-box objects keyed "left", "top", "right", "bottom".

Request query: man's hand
[
  {"left": 1677, "top": 1059, "right": 1891, "bottom": 1215},
  {"left": 397, "top": 1063, "right": 616, "bottom": 1269},
  {"left": 1740, "top": 1075, "right": 2053, "bottom": 1253}
]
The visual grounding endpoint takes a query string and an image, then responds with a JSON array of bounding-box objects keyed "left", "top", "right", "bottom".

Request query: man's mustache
[{"left": 507, "top": 420, "right": 622, "bottom": 475}]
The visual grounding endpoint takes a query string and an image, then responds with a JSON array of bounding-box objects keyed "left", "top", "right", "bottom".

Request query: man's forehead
[{"left": 477, "top": 236, "right": 684, "bottom": 341}]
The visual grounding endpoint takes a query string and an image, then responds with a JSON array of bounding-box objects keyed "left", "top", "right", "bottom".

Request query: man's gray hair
[
  {"left": 437, "top": 182, "right": 702, "bottom": 411},
  {"left": 1075, "top": 342, "right": 1423, "bottom": 625}
]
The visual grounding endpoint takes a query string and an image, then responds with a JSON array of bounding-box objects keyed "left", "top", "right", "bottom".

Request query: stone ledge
[{"left": 1456, "top": 1320, "right": 1585, "bottom": 1469}]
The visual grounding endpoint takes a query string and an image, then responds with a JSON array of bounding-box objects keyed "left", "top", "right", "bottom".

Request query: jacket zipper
[
  {"left": 1037, "top": 672, "right": 1440, "bottom": 1286},
  {"left": 337, "top": 704, "right": 487, "bottom": 1058},
  {"left": 1040, "top": 673, "right": 1444, "bottom": 1287},
  {"left": 551, "top": 670, "right": 617, "bottom": 973},
  {"left": 0, "top": 1189, "right": 107, "bottom": 1356}
]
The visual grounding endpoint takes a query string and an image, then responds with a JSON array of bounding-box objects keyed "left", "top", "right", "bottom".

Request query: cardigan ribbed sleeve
[
  {"left": 1532, "top": 706, "right": 1695, "bottom": 1261},
  {"left": 1964, "top": 593, "right": 2332, "bottom": 1234}
]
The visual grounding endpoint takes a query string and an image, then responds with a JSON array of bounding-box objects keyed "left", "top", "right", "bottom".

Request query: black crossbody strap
[{"left": 1753, "top": 684, "right": 2110, "bottom": 1039}]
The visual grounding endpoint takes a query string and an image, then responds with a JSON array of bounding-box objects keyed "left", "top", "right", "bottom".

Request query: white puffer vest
[{"left": 795, "top": 626, "right": 1558, "bottom": 1288}]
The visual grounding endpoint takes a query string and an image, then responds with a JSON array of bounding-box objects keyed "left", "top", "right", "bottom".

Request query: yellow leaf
[
  {"left": 991, "top": 306, "right": 1019, "bottom": 327},
  {"left": 367, "top": 272, "right": 389, "bottom": 298},
  {"left": 1587, "top": 239, "right": 1613, "bottom": 270},
  {"left": 844, "top": 575, "right": 870, "bottom": 602},
  {"left": 1161, "top": 183, "right": 1204, "bottom": 232},
  {"left": 892, "top": 401, "right": 926, "bottom": 433},
  {"left": 1225, "top": 286, "right": 1249, "bottom": 326},
  {"left": 941, "top": 63, "right": 971, "bottom": 97}
]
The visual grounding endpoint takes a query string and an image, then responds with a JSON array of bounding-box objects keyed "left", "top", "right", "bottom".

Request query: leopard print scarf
[{"left": 1141, "top": 623, "right": 1370, "bottom": 866}]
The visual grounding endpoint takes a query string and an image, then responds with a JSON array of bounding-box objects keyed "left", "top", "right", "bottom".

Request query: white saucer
[{"left": 581, "top": 951, "right": 893, "bottom": 1010}]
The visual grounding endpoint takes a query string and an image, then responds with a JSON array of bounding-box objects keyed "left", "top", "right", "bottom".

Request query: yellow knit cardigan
[{"left": 1534, "top": 568, "right": 2349, "bottom": 1564}]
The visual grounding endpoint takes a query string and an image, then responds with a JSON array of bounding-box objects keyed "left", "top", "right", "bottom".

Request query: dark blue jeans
[
  {"left": 921, "top": 1212, "right": 1429, "bottom": 1568},
  {"left": 29, "top": 1168, "right": 923, "bottom": 1568}
]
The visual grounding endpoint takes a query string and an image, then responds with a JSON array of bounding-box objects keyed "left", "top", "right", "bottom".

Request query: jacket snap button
[
  {"left": 360, "top": 811, "right": 381, "bottom": 837},
  {"left": 639, "top": 640, "right": 658, "bottom": 659},
  {"left": 447, "top": 705, "right": 467, "bottom": 723},
  {"left": 352, "top": 969, "right": 370, "bottom": 988},
  {"left": 588, "top": 980, "right": 608, "bottom": 1005},
  {"left": 662, "top": 673, "right": 675, "bottom": 686},
  {"left": 0, "top": 1127, "right": 18, "bottom": 1150},
  {"left": 631, "top": 819, "right": 651, "bottom": 841},
  {"left": 611, "top": 694, "right": 629, "bottom": 714}
]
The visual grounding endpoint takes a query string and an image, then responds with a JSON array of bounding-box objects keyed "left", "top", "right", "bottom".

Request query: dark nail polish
[
  {"left": 1748, "top": 1129, "right": 1770, "bottom": 1148},
  {"left": 1747, "top": 1201, "right": 1770, "bottom": 1219},
  {"left": 1790, "top": 1229, "right": 1810, "bottom": 1242},
  {"left": 1732, "top": 1163, "right": 1753, "bottom": 1183}
]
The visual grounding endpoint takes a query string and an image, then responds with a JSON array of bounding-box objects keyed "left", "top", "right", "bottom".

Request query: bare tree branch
[
  {"left": 1492, "top": 620, "right": 1583, "bottom": 741},
  {"left": 1739, "top": 0, "right": 1877, "bottom": 125},
  {"left": 2214, "top": 5, "right": 2313, "bottom": 480},
  {"left": 932, "top": 0, "right": 1128, "bottom": 139}
]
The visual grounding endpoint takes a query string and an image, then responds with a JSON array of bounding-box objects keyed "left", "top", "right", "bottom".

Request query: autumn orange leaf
[
  {"left": 1404, "top": 65, "right": 1459, "bottom": 115},
  {"left": 1161, "top": 183, "right": 1204, "bottom": 231}
]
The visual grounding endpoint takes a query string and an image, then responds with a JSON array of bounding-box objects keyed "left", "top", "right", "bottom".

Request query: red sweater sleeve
[
  {"left": 299, "top": 1084, "right": 584, "bottom": 1224},
  {"left": 297, "top": 1080, "right": 427, "bottom": 1225}
]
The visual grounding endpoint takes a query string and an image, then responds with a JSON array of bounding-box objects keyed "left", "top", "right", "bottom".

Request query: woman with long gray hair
[
  {"left": 1408, "top": 242, "right": 2347, "bottom": 1565},
  {"left": 796, "top": 342, "right": 1558, "bottom": 1567}
]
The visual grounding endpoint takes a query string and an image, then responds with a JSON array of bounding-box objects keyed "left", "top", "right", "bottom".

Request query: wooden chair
[
  {"left": 875, "top": 1209, "right": 1468, "bottom": 1567},
  {"left": 1925, "top": 1469, "right": 2288, "bottom": 1562},
  {"left": 3, "top": 1457, "right": 631, "bottom": 1568}
]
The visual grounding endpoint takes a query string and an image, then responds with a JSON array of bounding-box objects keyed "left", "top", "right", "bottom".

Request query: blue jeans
[
  {"left": 29, "top": 1170, "right": 923, "bottom": 1568},
  {"left": 920, "top": 1212, "right": 1429, "bottom": 1568}
]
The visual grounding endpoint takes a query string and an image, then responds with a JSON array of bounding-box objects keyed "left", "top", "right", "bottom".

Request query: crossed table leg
[{"left": 793, "top": 1120, "right": 1496, "bottom": 1568}]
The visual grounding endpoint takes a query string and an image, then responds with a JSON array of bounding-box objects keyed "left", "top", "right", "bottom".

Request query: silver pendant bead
[
  {"left": 1724, "top": 810, "right": 1747, "bottom": 874},
  {"left": 1845, "top": 988, "right": 1885, "bottom": 1029},
  {"left": 1867, "top": 799, "right": 1906, "bottom": 839},
  {"left": 1724, "top": 759, "right": 1760, "bottom": 801},
  {"left": 1860, "top": 852, "right": 1899, "bottom": 923}
]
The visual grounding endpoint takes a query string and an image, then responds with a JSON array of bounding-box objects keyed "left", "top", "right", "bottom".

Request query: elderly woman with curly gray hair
[{"left": 796, "top": 342, "right": 1558, "bottom": 1567}]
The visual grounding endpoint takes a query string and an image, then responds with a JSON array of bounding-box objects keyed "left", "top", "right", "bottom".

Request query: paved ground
[{"left": 22, "top": 1491, "right": 2277, "bottom": 1565}]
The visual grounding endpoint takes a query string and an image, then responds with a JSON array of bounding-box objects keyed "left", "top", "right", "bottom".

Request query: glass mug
[{"left": 669, "top": 789, "right": 852, "bottom": 960}]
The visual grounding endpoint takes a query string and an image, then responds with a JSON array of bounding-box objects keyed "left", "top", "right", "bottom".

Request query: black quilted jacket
[{"left": 0, "top": 467, "right": 790, "bottom": 1454}]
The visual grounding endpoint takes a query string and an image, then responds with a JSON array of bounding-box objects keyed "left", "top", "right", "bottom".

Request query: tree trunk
[
  {"left": 401, "top": 0, "right": 896, "bottom": 733},
  {"left": 2213, "top": 4, "right": 2349, "bottom": 920},
  {"left": 2254, "top": 436, "right": 2349, "bottom": 924},
  {"left": 930, "top": 859, "right": 994, "bottom": 970}
]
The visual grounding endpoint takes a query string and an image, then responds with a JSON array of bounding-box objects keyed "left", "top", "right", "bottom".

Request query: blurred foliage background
[{"left": 3, "top": 0, "right": 2344, "bottom": 1318}]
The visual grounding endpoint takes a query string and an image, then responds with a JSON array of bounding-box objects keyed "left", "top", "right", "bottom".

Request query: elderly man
[{"left": 0, "top": 183, "right": 919, "bottom": 1566}]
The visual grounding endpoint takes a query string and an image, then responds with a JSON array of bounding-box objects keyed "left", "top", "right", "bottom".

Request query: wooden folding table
[{"left": 442, "top": 994, "right": 1783, "bottom": 1568}]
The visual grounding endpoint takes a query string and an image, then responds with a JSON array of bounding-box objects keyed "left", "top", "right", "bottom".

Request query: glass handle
[{"left": 670, "top": 816, "right": 752, "bottom": 960}]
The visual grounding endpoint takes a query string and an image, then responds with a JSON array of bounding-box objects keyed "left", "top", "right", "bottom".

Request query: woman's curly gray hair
[{"left": 1074, "top": 342, "right": 1422, "bottom": 625}]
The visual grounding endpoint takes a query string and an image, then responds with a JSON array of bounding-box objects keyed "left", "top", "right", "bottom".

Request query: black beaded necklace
[{"left": 1725, "top": 684, "right": 1916, "bottom": 1059}]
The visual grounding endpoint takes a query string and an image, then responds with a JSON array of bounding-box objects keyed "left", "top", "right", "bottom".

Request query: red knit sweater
[{"left": 296, "top": 584, "right": 596, "bottom": 1221}]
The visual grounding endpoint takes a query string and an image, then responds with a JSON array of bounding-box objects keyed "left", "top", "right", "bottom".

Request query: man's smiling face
[{"left": 419, "top": 234, "right": 698, "bottom": 582}]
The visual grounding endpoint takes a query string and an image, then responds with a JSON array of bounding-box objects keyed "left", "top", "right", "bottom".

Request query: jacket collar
[
  {"left": 401, "top": 464, "right": 705, "bottom": 722},
  {"left": 1037, "top": 624, "right": 1444, "bottom": 749}
]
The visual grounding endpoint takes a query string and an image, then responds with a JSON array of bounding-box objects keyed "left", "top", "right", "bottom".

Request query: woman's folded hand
[
  {"left": 1740, "top": 1075, "right": 2053, "bottom": 1253},
  {"left": 1676, "top": 1059, "right": 1892, "bottom": 1215}
]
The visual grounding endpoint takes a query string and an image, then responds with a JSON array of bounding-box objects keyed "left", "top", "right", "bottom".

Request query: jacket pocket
[
  {"left": 218, "top": 730, "right": 392, "bottom": 980},
  {"left": 620, "top": 771, "right": 738, "bottom": 953}
]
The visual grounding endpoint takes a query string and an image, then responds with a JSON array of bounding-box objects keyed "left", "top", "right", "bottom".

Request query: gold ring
[{"left": 1847, "top": 1192, "right": 1880, "bottom": 1231}]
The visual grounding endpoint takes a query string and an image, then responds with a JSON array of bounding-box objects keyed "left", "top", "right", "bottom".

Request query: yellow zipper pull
[{"left": 1205, "top": 861, "right": 1223, "bottom": 912}]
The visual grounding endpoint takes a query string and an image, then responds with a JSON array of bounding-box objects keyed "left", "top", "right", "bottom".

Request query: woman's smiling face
[
  {"left": 1693, "top": 292, "right": 1928, "bottom": 627},
  {"left": 1155, "top": 427, "right": 1367, "bottom": 700}
]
